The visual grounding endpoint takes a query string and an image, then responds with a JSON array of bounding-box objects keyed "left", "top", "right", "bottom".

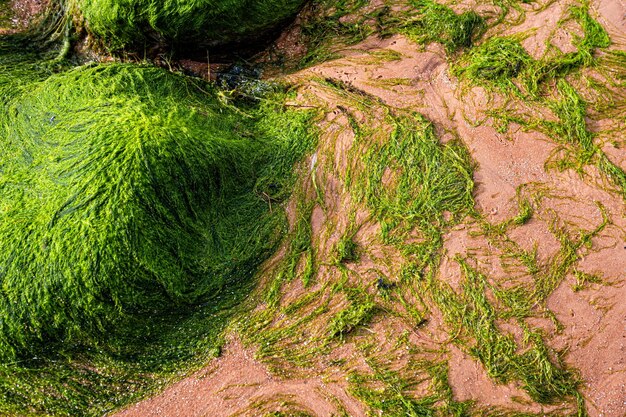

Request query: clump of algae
[
  {"left": 0, "top": 60, "right": 317, "bottom": 360},
  {"left": 0, "top": 0, "right": 321, "bottom": 409},
  {"left": 73, "top": 0, "right": 307, "bottom": 50}
]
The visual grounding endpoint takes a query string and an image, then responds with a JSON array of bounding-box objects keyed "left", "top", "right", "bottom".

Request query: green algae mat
[
  {"left": 0, "top": 3, "right": 317, "bottom": 411},
  {"left": 75, "top": 0, "right": 307, "bottom": 49},
  {"left": 3, "top": 0, "right": 625, "bottom": 415}
]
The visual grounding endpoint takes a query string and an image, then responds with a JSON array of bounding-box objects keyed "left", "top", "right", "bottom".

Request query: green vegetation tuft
[
  {"left": 349, "top": 110, "right": 475, "bottom": 245},
  {"left": 333, "top": 233, "right": 360, "bottom": 264},
  {"left": 328, "top": 287, "right": 376, "bottom": 338},
  {"left": 403, "top": 0, "right": 486, "bottom": 54},
  {"left": 453, "top": 36, "right": 531, "bottom": 91},
  {"left": 455, "top": 2, "right": 610, "bottom": 96},
  {"left": 544, "top": 79, "right": 595, "bottom": 161},
  {"left": 538, "top": 80, "right": 626, "bottom": 198},
  {"left": 571, "top": 269, "right": 604, "bottom": 292},
  {"left": 436, "top": 259, "right": 583, "bottom": 407},
  {"left": 349, "top": 354, "right": 472, "bottom": 417},
  {"left": 512, "top": 197, "right": 534, "bottom": 226}
]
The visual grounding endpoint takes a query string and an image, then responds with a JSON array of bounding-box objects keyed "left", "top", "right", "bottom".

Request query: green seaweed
[
  {"left": 0, "top": 54, "right": 318, "bottom": 414},
  {"left": 73, "top": 0, "right": 307, "bottom": 51},
  {"left": 435, "top": 259, "right": 584, "bottom": 409},
  {"left": 350, "top": 110, "right": 475, "bottom": 244},
  {"left": 453, "top": 36, "right": 532, "bottom": 91},
  {"left": 403, "top": 0, "right": 486, "bottom": 54},
  {"left": 328, "top": 287, "right": 376, "bottom": 338},
  {"left": 2, "top": 64, "right": 254, "bottom": 357},
  {"left": 455, "top": 2, "right": 610, "bottom": 96},
  {"left": 348, "top": 354, "right": 473, "bottom": 417},
  {"left": 0, "top": 0, "right": 613, "bottom": 414}
]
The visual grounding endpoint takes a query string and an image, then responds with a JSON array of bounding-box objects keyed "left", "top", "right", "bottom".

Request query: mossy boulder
[
  {"left": 0, "top": 63, "right": 293, "bottom": 359},
  {"left": 75, "top": 0, "right": 308, "bottom": 50}
]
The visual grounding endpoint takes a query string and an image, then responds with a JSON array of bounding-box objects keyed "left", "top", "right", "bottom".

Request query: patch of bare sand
[
  {"left": 593, "top": 0, "right": 626, "bottom": 46},
  {"left": 549, "top": 279, "right": 625, "bottom": 417},
  {"left": 114, "top": 338, "right": 366, "bottom": 417}
]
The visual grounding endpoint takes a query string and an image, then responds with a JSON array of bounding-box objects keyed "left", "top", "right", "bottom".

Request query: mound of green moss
[
  {"left": 0, "top": 62, "right": 312, "bottom": 360},
  {"left": 74, "top": 0, "right": 307, "bottom": 50}
]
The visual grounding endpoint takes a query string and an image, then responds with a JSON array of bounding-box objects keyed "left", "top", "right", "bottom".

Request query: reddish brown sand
[
  {"left": 116, "top": 34, "right": 624, "bottom": 417},
  {"left": 115, "top": 338, "right": 367, "bottom": 417},
  {"left": 114, "top": 0, "right": 625, "bottom": 415}
]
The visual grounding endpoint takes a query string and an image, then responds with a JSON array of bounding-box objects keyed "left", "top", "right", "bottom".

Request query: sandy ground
[
  {"left": 114, "top": 0, "right": 626, "bottom": 412},
  {"left": 115, "top": 0, "right": 626, "bottom": 415},
  {"left": 115, "top": 338, "right": 367, "bottom": 417}
]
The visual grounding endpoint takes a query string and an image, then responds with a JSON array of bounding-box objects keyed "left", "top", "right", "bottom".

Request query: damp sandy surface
[{"left": 115, "top": 338, "right": 366, "bottom": 417}]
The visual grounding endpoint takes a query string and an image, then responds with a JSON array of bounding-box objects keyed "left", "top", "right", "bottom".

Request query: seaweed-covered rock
[
  {"left": 0, "top": 63, "right": 297, "bottom": 359},
  {"left": 75, "top": 0, "right": 307, "bottom": 50}
]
